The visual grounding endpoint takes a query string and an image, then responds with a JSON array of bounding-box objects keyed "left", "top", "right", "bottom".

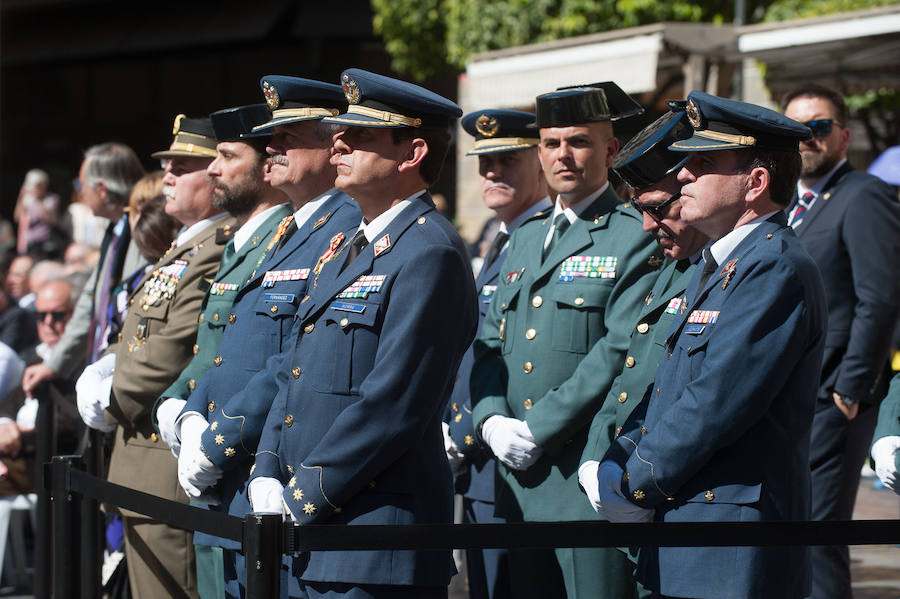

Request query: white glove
[
  {"left": 75, "top": 357, "right": 117, "bottom": 432},
  {"left": 156, "top": 398, "right": 187, "bottom": 457},
  {"left": 481, "top": 415, "right": 542, "bottom": 471},
  {"left": 871, "top": 435, "right": 900, "bottom": 493},
  {"left": 177, "top": 415, "right": 222, "bottom": 503},
  {"left": 597, "top": 461, "right": 654, "bottom": 523},
  {"left": 442, "top": 422, "right": 467, "bottom": 477},
  {"left": 248, "top": 477, "right": 287, "bottom": 515},
  {"left": 578, "top": 460, "right": 602, "bottom": 513}
]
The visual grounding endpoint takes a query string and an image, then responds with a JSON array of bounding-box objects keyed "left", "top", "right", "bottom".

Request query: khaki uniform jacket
[{"left": 106, "top": 217, "right": 234, "bottom": 513}]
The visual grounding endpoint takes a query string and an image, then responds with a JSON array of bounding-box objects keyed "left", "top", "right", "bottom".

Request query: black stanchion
[
  {"left": 33, "top": 396, "right": 55, "bottom": 599},
  {"left": 50, "top": 455, "right": 83, "bottom": 599},
  {"left": 80, "top": 431, "right": 104, "bottom": 599},
  {"left": 243, "top": 513, "right": 282, "bottom": 599}
]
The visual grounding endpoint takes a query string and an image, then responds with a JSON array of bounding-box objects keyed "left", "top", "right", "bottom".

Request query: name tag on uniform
[
  {"left": 481, "top": 285, "right": 497, "bottom": 302},
  {"left": 559, "top": 256, "right": 617, "bottom": 282},
  {"left": 338, "top": 274, "right": 386, "bottom": 299},
  {"left": 331, "top": 301, "right": 366, "bottom": 313},
  {"left": 210, "top": 282, "right": 240, "bottom": 295},
  {"left": 262, "top": 268, "right": 310, "bottom": 288},
  {"left": 685, "top": 324, "right": 705, "bottom": 335},
  {"left": 264, "top": 293, "right": 296, "bottom": 304}
]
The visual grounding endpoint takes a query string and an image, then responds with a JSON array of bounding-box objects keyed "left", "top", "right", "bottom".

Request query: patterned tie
[
  {"left": 543, "top": 213, "right": 570, "bottom": 262},
  {"left": 789, "top": 191, "right": 815, "bottom": 228},
  {"left": 89, "top": 226, "right": 120, "bottom": 361},
  {"left": 341, "top": 230, "right": 369, "bottom": 273},
  {"left": 483, "top": 230, "right": 509, "bottom": 271}
]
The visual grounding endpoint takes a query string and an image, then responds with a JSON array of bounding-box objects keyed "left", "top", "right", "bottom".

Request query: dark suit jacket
[{"left": 786, "top": 162, "right": 900, "bottom": 404}]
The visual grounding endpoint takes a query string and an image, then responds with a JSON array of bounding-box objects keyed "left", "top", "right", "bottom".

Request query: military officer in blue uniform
[
  {"left": 599, "top": 92, "right": 827, "bottom": 599},
  {"left": 249, "top": 69, "right": 476, "bottom": 599},
  {"left": 152, "top": 103, "right": 292, "bottom": 598},
  {"left": 446, "top": 108, "right": 550, "bottom": 599},
  {"left": 157, "top": 76, "right": 358, "bottom": 598},
  {"left": 577, "top": 103, "right": 707, "bottom": 598},
  {"left": 469, "top": 83, "right": 663, "bottom": 598}
]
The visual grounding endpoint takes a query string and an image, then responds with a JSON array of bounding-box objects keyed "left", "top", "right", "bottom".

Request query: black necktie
[
  {"left": 483, "top": 231, "right": 509, "bottom": 271},
  {"left": 696, "top": 249, "right": 718, "bottom": 294},
  {"left": 341, "top": 230, "right": 369, "bottom": 272}
]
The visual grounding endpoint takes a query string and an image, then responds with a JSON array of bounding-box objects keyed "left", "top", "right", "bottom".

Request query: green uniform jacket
[
  {"left": 105, "top": 216, "right": 235, "bottom": 514},
  {"left": 581, "top": 257, "right": 697, "bottom": 464},
  {"left": 161, "top": 204, "right": 293, "bottom": 402},
  {"left": 471, "top": 186, "right": 663, "bottom": 521}
]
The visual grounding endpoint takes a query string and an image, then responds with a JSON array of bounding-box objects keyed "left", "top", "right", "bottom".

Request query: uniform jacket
[
  {"left": 161, "top": 204, "right": 293, "bottom": 403},
  {"left": 448, "top": 202, "right": 551, "bottom": 503},
  {"left": 46, "top": 216, "right": 145, "bottom": 378},
  {"left": 873, "top": 372, "right": 900, "bottom": 459},
  {"left": 470, "top": 186, "right": 663, "bottom": 522},
  {"left": 786, "top": 163, "right": 900, "bottom": 404},
  {"left": 252, "top": 194, "right": 477, "bottom": 586},
  {"left": 105, "top": 216, "right": 234, "bottom": 514},
  {"left": 182, "top": 191, "right": 359, "bottom": 550},
  {"left": 608, "top": 214, "right": 827, "bottom": 599},
  {"left": 581, "top": 257, "right": 696, "bottom": 464}
]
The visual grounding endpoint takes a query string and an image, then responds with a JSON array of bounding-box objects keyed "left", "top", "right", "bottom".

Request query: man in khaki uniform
[{"left": 77, "top": 116, "right": 235, "bottom": 599}]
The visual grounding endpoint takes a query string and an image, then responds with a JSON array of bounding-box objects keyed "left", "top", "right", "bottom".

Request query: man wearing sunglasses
[
  {"left": 577, "top": 104, "right": 708, "bottom": 596},
  {"left": 782, "top": 85, "right": 900, "bottom": 599}
]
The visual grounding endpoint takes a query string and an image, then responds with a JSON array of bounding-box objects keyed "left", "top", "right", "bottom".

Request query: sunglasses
[
  {"left": 36, "top": 310, "right": 70, "bottom": 324},
  {"left": 632, "top": 191, "right": 681, "bottom": 219},
  {"left": 804, "top": 119, "right": 842, "bottom": 138}
]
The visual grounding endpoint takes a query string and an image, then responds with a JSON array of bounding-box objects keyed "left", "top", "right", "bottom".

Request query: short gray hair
[{"left": 82, "top": 142, "right": 146, "bottom": 207}]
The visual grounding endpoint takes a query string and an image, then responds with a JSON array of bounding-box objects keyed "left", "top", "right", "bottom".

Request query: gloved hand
[
  {"left": 597, "top": 461, "right": 654, "bottom": 523},
  {"left": 156, "top": 398, "right": 187, "bottom": 457},
  {"left": 248, "top": 477, "right": 287, "bottom": 515},
  {"left": 75, "top": 355, "right": 117, "bottom": 432},
  {"left": 481, "top": 415, "right": 542, "bottom": 471},
  {"left": 578, "top": 460, "right": 602, "bottom": 513},
  {"left": 871, "top": 435, "right": 900, "bottom": 493},
  {"left": 442, "top": 422, "right": 467, "bottom": 477},
  {"left": 177, "top": 415, "right": 223, "bottom": 503}
]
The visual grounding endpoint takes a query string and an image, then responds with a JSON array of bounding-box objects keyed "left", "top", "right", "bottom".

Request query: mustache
[
  {"left": 655, "top": 229, "right": 672, "bottom": 241},
  {"left": 162, "top": 184, "right": 176, "bottom": 198},
  {"left": 270, "top": 154, "right": 289, "bottom": 166}
]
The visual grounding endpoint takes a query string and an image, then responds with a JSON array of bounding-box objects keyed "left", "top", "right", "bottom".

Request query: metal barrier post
[
  {"left": 243, "top": 512, "right": 282, "bottom": 599},
  {"left": 50, "top": 455, "right": 83, "bottom": 598},
  {"left": 33, "top": 396, "right": 55, "bottom": 599},
  {"left": 80, "top": 431, "right": 104, "bottom": 599}
]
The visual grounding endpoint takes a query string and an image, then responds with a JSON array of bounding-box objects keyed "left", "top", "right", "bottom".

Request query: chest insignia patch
[
  {"left": 506, "top": 268, "right": 524, "bottom": 285},
  {"left": 338, "top": 274, "right": 386, "bottom": 299},
  {"left": 687, "top": 310, "right": 719, "bottom": 324},
  {"left": 559, "top": 256, "right": 617, "bottom": 282},
  {"left": 209, "top": 282, "right": 240, "bottom": 295},
  {"left": 481, "top": 285, "right": 497, "bottom": 300},
  {"left": 262, "top": 268, "right": 310, "bottom": 288},
  {"left": 141, "top": 260, "right": 188, "bottom": 306},
  {"left": 665, "top": 297, "right": 683, "bottom": 315}
]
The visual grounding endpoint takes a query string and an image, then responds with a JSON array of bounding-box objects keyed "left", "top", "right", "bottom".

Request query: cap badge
[
  {"left": 475, "top": 114, "right": 500, "bottom": 137},
  {"left": 262, "top": 81, "right": 280, "bottom": 110},
  {"left": 686, "top": 99, "right": 701, "bottom": 129},
  {"left": 342, "top": 74, "right": 360, "bottom": 105},
  {"left": 172, "top": 114, "right": 186, "bottom": 135}
]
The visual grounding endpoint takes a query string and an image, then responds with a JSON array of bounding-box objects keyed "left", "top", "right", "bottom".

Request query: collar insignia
[{"left": 373, "top": 234, "right": 391, "bottom": 257}]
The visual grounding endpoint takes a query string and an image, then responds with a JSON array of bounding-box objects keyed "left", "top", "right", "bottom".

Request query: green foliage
[
  {"left": 370, "top": 0, "right": 448, "bottom": 81},
  {"left": 763, "top": 0, "right": 900, "bottom": 22}
]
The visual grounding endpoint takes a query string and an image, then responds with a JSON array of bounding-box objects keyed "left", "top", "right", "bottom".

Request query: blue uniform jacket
[
  {"left": 253, "top": 194, "right": 477, "bottom": 586},
  {"left": 182, "top": 191, "right": 360, "bottom": 549},
  {"left": 607, "top": 214, "right": 827, "bottom": 599}
]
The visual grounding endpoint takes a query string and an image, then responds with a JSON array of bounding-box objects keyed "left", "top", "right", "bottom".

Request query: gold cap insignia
[
  {"left": 686, "top": 99, "right": 701, "bottom": 129},
  {"left": 262, "top": 81, "right": 280, "bottom": 110},
  {"left": 475, "top": 114, "right": 500, "bottom": 137},
  {"left": 342, "top": 74, "right": 360, "bottom": 104},
  {"left": 172, "top": 114, "right": 186, "bottom": 135}
]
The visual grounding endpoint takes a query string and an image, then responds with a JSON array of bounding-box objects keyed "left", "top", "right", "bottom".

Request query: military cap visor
[
  {"left": 461, "top": 109, "right": 539, "bottom": 156},
  {"left": 210, "top": 104, "right": 272, "bottom": 142},
  {"left": 534, "top": 81, "right": 644, "bottom": 129},
  {"left": 151, "top": 115, "right": 218, "bottom": 160},
  {"left": 612, "top": 109, "right": 692, "bottom": 190},
  {"left": 670, "top": 91, "right": 812, "bottom": 153},
  {"left": 252, "top": 76, "right": 346, "bottom": 132},
  {"left": 323, "top": 68, "right": 462, "bottom": 129}
]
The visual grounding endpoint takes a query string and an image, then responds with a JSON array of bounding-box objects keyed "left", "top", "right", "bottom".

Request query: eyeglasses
[
  {"left": 36, "top": 310, "right": 70, "bottom": 324},
  {"left": 632, "top": 191, "right": 681, "bottom": 219},
  {"left": 804, "top": 119, "right": 842, "bottom": 138}
]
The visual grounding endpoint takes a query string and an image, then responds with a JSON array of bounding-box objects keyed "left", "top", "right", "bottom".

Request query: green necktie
[{"left": 543, "top": 213, "right": 570, "bottom": 261}]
